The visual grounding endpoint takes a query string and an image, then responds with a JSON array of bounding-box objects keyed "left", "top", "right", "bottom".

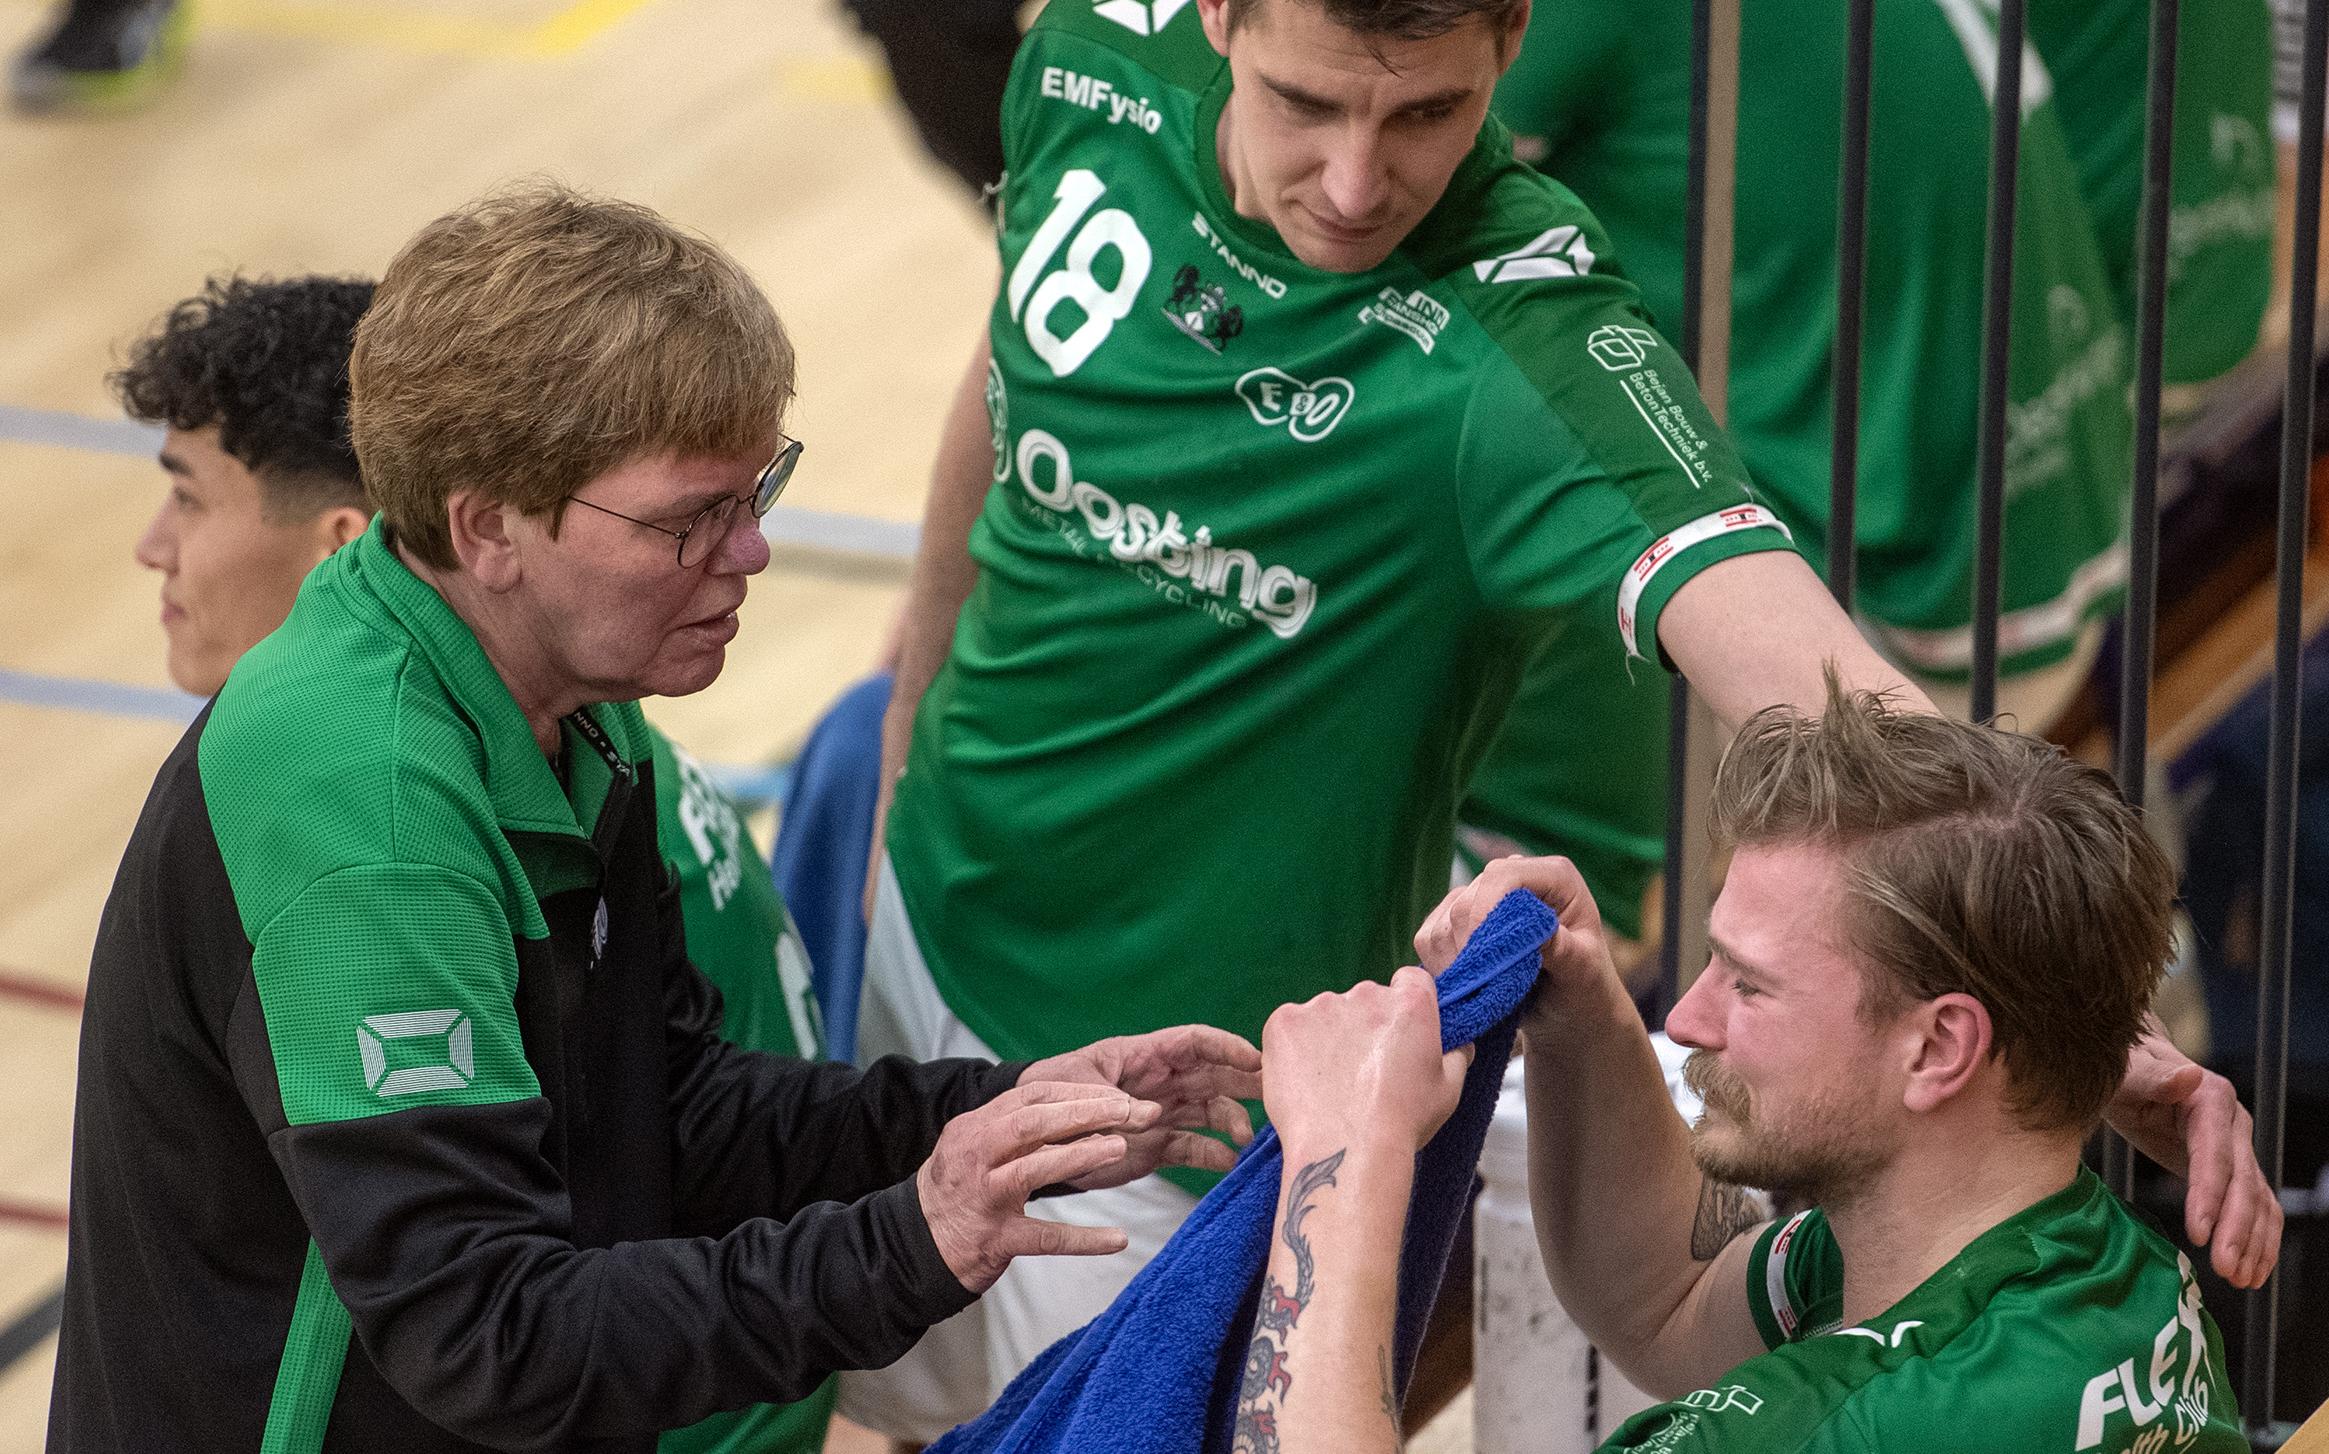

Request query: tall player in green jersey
[
  {"left": 1246, "top": 687, "right": 2256, "bottom": 1454},
  {"left": 855, "top": 0, "right": 1906, "bottom": 1435}
]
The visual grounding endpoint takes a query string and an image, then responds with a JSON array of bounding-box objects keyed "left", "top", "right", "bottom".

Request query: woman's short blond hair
[{"left": 350, "top": 181, "right": 795, "bottom": 569}]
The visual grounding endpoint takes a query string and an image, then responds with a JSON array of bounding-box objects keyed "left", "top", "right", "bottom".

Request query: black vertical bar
[
  {"left": 1829, "top": 0, "right": 1874, "bottom": 608},
  {"left": 2245, "top": 0, "right": 2324, "bottom": 1431},
  {"left": 1662, "top": 0, "right": 1715, "bottom": 1009},
  {"left": 2109, "top": 0, "right": 2180, "bottom": 1206},
  {"left": 1970, "top": 0, "right": 2028, "bottom": 723}
]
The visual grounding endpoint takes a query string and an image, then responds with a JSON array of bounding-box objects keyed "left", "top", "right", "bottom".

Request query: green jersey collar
[{"left": 341, "top": 516, "right": 633, "bottom": 842}]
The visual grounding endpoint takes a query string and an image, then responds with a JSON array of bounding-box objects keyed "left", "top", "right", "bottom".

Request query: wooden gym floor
[{"left": 0, "top": 0, "right": 998, "bottom": 1441}]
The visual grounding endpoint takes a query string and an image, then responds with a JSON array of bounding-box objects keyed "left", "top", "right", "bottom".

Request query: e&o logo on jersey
[{"left": 1236, "top": 368, "right": 1354, "bottom": 443}]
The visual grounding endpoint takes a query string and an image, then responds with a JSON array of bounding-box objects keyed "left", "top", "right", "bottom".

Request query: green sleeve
[
  {"left": 1449, "top": 268, "right": 1796, "bottom": 659},
  {"left": 1745, "top": 1208, "right": 1844, "bottom": 1350},
  {"left": 250, "top": 863, "right": 539, "bottom": 1126}
]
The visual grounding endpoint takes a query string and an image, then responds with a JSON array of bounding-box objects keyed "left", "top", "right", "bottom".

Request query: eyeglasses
[{"left": 564, "top": 438, "right": 802, "bottom": 569}]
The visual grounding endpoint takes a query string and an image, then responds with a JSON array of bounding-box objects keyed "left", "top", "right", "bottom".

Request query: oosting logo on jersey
[
  {"left": 1164, "top": 265, "right": 1246, "bottom": 353},
  {"left": 1004, "top": 424, "right": 1319, "bottom": 638},
  {"left": 1471, "top": 224, "right": 1596, "bottom": 283},
  {"left": 1094, "top": 0, "right": 1191, "bottom": 35},
  {"left": 1236, "top": 367, "right": 1354, "bottom": 442}
]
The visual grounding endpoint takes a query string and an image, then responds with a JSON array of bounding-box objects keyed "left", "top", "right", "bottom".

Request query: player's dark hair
[
  {"left": 1712, "top": 669, "right": 2176, "bottom": 1137},
  {"left": 113, "top": 275, "right": 375, "bottom": 523},
  {"left": 1224, "top": 0, "right": 1527, "bottom": 42}
]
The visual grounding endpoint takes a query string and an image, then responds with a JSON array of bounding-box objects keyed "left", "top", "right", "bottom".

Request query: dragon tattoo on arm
[{"left": 1233, "top": 1149, "right": 1346, "bottom": 1454}]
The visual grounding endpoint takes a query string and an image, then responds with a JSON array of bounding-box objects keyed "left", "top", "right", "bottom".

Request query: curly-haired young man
[{"left": 117, "top": 274, "right": 375, "bottom": 697}]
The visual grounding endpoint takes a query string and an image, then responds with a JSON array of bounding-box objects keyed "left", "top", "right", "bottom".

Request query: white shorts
[{"left": 834, "top": 858, "right": 1200, "bottom": 1444}]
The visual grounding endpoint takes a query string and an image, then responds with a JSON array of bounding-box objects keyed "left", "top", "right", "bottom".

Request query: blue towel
[{"left": 930, "top": 890, "right": 1559, "bottom": 1454}]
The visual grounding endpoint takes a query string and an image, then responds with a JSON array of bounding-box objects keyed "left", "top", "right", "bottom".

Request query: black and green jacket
[{"left": 50, "top": 519, "right": 1016, "bottom": 1454}]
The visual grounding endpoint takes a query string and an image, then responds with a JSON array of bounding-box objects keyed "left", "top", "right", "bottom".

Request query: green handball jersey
[
  {"left": 650, "top": 732, "right": 835, "bottom": 1454},
  {"left": 887, "top": 0, "right": 1792, "bottom": 1092},
  {"left": 2029, "top": 0, "right": 2275, "bottom": 385},
  {"left": 1493, "top": 0, "right": 2133, "bottom": 678},
  {"left": 1599, "top": 1172, "right": 2244, "bottom": 1453}
]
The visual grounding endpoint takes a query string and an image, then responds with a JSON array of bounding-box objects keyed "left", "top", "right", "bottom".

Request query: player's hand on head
[
  {"left": 1017, "top": 1025, "right": 1264, "bottom": 1192},
  {"left": 1261, "top": 968, "right": 1470, "bottom": 1159},
  {"left": 916, "top": 1082, "right": 1168, "bottom": 1292},
  {"left": 2105, "top": 1025, "right": 2283, "bottom": 1289},
  {"left": 1415, "top": 855, "right": 1615, "bottom": 1005}
]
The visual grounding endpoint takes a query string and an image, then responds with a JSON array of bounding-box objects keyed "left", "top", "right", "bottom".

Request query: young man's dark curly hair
[{"left": 112, "top": 275, "right": 376, "bottom": 521}]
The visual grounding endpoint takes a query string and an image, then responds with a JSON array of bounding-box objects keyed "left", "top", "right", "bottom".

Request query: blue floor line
[
  {"left": 0, "top": 403, "right": 920, "bottom": 559},
  {"left": 0, "top": 668, "right": 203, "bottom": 725},
  {"left": 0, "top": 667, "right": 792, "bottom": 801},
  {"left": 0, "top": 404, "right": 160, "bottom": 458}
]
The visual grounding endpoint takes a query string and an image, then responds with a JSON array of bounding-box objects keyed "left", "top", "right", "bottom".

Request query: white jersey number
[{"left": 1007, "top": 169, "right": 1154, "bottom": 377}]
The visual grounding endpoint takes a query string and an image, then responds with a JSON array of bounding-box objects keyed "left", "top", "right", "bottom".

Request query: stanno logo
[
  {"left": 1094, "top": 0, "right": 1192, "bottom": 35},
  {"left": 1191, "top": 212, "right": 1288, "bottom": 298},
  {"left": 1236, "top": 367, "right": 1354, "bottom": 442},
  {"left": 1588, "top": 324, "right": 1661, "bottom": 371},
  {"left": 1357, "top": 286, "right": 1449, "bottom": 354},
  {"left": 1472, "top": 224, "right": 1596, "bottom": 283},
  {"left": 357, "top": 1009, "right": 476, "bottom": 1097},
  {"left": 1164, "top": 264, "right": 1246, "bottom": 352}
]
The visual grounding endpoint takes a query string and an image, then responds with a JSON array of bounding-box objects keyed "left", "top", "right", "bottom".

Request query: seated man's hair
[
  {"left": 112, "top": 274, "right": 376, "bottom": 521},
  {"left": 351, "top": 180, "right": 794, "bottom": 570},
  {"left": 1711, "top": 674, "right": 2175, "bottom": 1136}
]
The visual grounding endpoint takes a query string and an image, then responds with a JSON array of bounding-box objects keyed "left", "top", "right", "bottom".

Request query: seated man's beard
[{"left": 1682, "top": 1051, "right": 1887, "bottom": 1209}]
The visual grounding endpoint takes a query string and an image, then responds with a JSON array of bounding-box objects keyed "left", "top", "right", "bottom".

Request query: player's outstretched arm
[
  {"left": 1416, "top": 858, "right": 1767, "bottom": 1397},
  {"left": 1656, "top": 550, "right": 1934, "bottom": 730},
  {"left": 869, "top": 329, "right": 999, "bottom": 915}
]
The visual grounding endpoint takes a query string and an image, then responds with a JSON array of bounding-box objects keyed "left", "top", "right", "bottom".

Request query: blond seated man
[{"left": 1243, "top": 683, "right": 2268, "bottom": 1453}]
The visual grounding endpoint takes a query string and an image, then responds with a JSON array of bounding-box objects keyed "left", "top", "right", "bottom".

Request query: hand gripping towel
[{"left": 929, "top": 890, "right": 1560, "bottom": 1454}]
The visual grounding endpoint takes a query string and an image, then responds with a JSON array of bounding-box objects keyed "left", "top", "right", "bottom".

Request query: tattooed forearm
[
  {"left": 1234, "top": 1149, "right": 1346, "bottom": 1454},
  {"left": 1689, "top": 1175, "right": 1760, "bottom": 1260}
]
